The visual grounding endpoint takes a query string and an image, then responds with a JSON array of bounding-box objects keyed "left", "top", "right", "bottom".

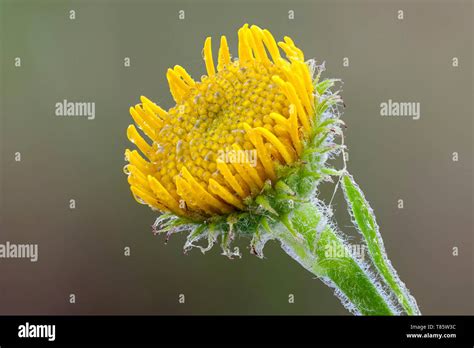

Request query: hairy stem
[{"left": 271, "top": 202, "right": 397, "bottom": 315}]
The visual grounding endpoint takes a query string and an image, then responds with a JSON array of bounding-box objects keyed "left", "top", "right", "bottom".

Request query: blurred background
[{"left": 0, "top": 0, "right": 472, "bottom": 315}]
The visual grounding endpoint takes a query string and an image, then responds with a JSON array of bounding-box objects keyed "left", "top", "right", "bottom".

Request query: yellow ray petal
[
  {"left": 127, "top": 174, "right": 149, "bottom": 194},
  {"left": 127, "top": 125, "right": 152, "bottom": 157},
  {"left": 217, "top": 159, "right": 248, "bottom": 198},
  {"left": 234, "top": 173, "right": 251, "bottom": 195},
  {"left": 217, "top": 35, "right": 231, "bottom": 71},
  {"left": 272, "top": 76, "right": 310, "bottom": 133},
  {"left": 243, "top": 123, "right": 276, "bottom": 181},
  {"left": 125, "top": 149, "right": 153, "bottom": 175},
  {"left": 166, "top": 68, "right": 189, "bottom": 102},
  {"left": 140, "top": 95, "right": 168, "bottom": 119},
  {"left": 130, "top": 106, "right": 157, "bottom": 141},
  {"left": 289, "top": 104, "right": 302, "bottom": 155},
  {"left": 263, "top": 142, "right": 279, "bottom": 163},
  {"left": 275, "top": 56, "right": 291, "bottom": 70},
  {"left": 282, "top": 65, "right": 312, "bottom": 114},
  {"left": 244, "top": 28, "right": 258, "bottom": 61},
  {"left": 286, "top": 81, "right": 310, "bottom": 132},
  {"left": 173, "top": 65, "right": 195, "bottom": 86},
  {"left": 175, "top": 176, "right": 214, "bottom": 215},
  {"left": 284, "top": 36, "right": 304, "bottom": 60},
  {"left": 273, "top": 124, "right": 291, "bottom": 139},
  {"left": 127, "top": 164, "right": 150, "bottom": 188},
  {"left": 272, "top": 75, "right": 310, "bottom": 132},
  {"left": 208, "top": 179, "right": 245, "bottom": 210},
  {"left": 180, "top": 166, "right": 232, "bottom": 214},
  {"left": 278, "top": 41, "right": 302, "bottom": 61},
  {"left": 203, "top": 37, "right": 216, "bottom": 77},
  {"left": 231, "top": 144, "right": 262, "bottom": 194},
  {"left": 148, "top": 175, "right": 184, "bottom": 215},
  {"left": 130, "top": 185, "right": 167, "bottom": 212},
  {"left": 294, "top": 60, "right": 314, "bottom": 95},
  {"left": 262, "top": 29, "right": 281, "bottom": 62},
  {"left": 238, "top": 24, "right": 252, "bottom": 63},
  {"left": 254, "top": 162, "right": 267, "bottom": 186},
  {"left": 279, "top": 136, "right": 296, "bottom": 157},
  {"left": 269, "top": 112, "right": 290, "bottom": 128},
  {"left": 253, "top": 127, "right": 295, "bottom": 164},
  {"left": 249, "top": 25, "right": 270, "bottom": 64},
  {"left": 141, "top": 103, "right": 164, "bottom": 130},
  {"left": 233, "top": 164, "right": 259, "bottom": 194}
]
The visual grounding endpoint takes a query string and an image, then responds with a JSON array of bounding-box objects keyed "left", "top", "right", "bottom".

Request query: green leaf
[{"left": 341, "top": 173, "right": 420, "bottom": 315}]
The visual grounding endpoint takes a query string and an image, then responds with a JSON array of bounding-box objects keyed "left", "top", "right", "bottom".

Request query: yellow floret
[{"left": 125, "top": 24, "right": 315, "bottom": 218}]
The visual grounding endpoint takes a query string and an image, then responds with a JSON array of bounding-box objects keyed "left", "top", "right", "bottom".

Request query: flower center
[{"left": 150, "top": 61, "right": 290, "bottom": 200}]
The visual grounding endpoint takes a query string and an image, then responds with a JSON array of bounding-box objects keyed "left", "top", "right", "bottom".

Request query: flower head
[
  {"left": 121, "top": 24, "right": 421, "bottom": 317},
  {"left": 125, "top": 24, "right": 324, "bottom": 220}
]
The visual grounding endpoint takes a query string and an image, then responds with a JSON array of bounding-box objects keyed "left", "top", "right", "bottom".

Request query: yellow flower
[{"left": 125, "top": 24, "right": 315, "bottom": 219}]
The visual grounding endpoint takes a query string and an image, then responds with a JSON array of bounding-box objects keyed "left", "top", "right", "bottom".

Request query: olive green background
[{"left": 0, "top": 0, "right": 472, "bottom": 315}]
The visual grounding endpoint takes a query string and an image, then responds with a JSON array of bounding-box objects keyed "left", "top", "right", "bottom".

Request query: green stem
[{"left": 270, "top": 202, "right": 397, "bottom": 315}]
